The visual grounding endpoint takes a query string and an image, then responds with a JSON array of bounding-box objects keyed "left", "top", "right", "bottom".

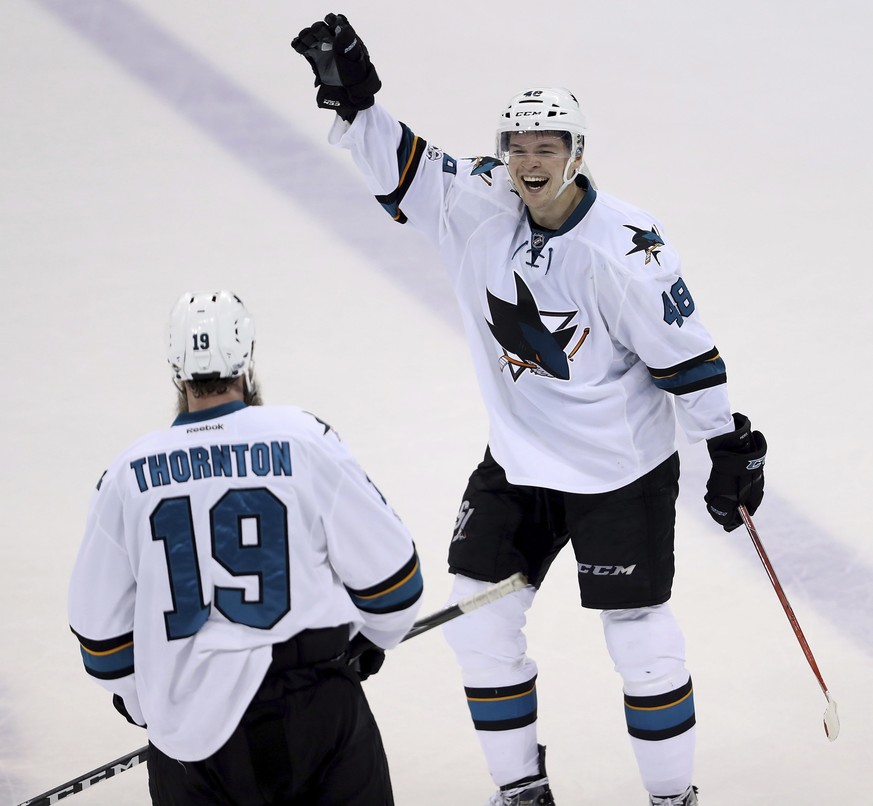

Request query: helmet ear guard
[{"left": 167, "top": 290, "right": 256, "bottom": 391}]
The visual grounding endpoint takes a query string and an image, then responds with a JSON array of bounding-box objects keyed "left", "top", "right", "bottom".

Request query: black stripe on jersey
[
  {"left": 71, "top": 627, "right": 135, "bottom": 680},
  {"left": 346, "top": 549, "right": 424, "bottom": 614},
  {"left": 647, "top": 346, "right": 727, "bottom": 395},
  {"left": 374, "top": 123, "right": 427, "bottom": 224}
]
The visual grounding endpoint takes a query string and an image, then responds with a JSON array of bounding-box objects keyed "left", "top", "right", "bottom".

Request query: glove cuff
[
  {"left": 707, "top": 413, "right": 767, "bottom": 476},
  {"left": 707, "top": 412, "right": 753, "bottom": 456},
  {"left": 316, "top": 86, "right": 359, "bottom": 123},
  {"left": 112, "top": 694, "right": 146, "bottom": 727}
]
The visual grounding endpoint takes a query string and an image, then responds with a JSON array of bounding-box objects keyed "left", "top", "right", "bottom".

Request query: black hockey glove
[
  {"left": 292, "top": 13, "right": 381, "bottom": 123},
  {"left": 704, "top": 412, "right": 767, "bottom": 532},
  {"left": 112, "top": 694, "right": 146, "bottom": 728},
  {"left": 347, "top": 632, "right": 386, "bottom": 681}
]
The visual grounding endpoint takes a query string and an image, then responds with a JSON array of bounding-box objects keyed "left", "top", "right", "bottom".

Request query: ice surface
[{"left": 2, "top": 1, "right": 871, "bottom": 803}]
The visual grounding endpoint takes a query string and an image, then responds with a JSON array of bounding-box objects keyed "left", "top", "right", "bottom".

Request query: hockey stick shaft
[
  {"left": 401, "top": 571, "right": 528, "bottom": 641},
  {"left": 18, "top": 572, "right": 529, "bottom": 805},
  {"left": 17, "top": 746, "right": 149, "bottom": 805},
  {"left": 738, "top": 505, "right": 829, "bottom": 694},
  {"left": 739, "top": 505, "right": 839, "bottom": 741}
]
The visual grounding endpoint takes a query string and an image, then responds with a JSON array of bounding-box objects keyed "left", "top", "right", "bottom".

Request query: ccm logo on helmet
[
  {"left": 577, "top": 563, "right": 637, "bottom": 576},
  {"left": 514, "top": 110, "right": 544, "bottom": 117}
]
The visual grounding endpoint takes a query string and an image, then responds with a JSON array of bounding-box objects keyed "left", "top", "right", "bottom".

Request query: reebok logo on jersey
[
  {"left": 577, "top": 563, "right": 637, "bottom": 576},
  {"left": 186, "top": 423, "right": 225, "bottom": 434},
  {"left": 486, "top": 272, "right": 589, "bottom": 382}
]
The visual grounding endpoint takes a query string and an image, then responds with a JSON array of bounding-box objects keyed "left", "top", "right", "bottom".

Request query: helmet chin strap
[{"left": 553, "top": 150, "right": 585, "bottom": 201}]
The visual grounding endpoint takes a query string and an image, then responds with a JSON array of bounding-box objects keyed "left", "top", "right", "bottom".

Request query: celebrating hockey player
[
  {"left": 68, "top": 290, "right": 423, "bottom": 805},
  {"left": 293, "top": 14, "right": 767, "bottom": 806}
]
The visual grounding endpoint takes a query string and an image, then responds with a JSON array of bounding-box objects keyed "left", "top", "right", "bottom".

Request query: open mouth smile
[{"left": 521, "top": 176, "right": 549, "bottom": 192}]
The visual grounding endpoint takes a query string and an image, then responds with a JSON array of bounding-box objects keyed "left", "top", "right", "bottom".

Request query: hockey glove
[
  {"left": 347, "top": 632, "right": 386, "bottom": 681},
  {"left": 292, "top": 13, "right": 381, "bottom": 123},
  {"left": 704, "top": 412, "right": 767, "bottom": 532},
  {"left": 112, "top": 694, "right": 146, "bottom": 728}
]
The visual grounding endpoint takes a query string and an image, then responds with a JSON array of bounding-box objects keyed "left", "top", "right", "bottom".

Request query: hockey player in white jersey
[
  {"left": 68, "top": 290, "right": 423, "bottom": 805},
  {"left": 294, "top": 15, "right": 766, "bottom": 806}
]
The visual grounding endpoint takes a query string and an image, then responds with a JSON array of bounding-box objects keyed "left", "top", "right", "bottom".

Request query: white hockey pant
[
  {"left": 443, "top": 576, "right": 695, "bottom": 795},
  {"left": 441, "top": 574, "right": 541, "bottom": 787},
  {"left": 602, "top": 603, "right": 696, "bottom": 796}
]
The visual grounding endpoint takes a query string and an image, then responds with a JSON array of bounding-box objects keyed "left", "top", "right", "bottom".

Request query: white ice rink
[{"left": 2, "top": 1, "right": 872, "bottom": 803}]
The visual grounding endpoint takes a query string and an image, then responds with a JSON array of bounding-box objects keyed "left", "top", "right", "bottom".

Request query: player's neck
[{"left": 186, "top": 387, "right": 245, "bottom": 412}]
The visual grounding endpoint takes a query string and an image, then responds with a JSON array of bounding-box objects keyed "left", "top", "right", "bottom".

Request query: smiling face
[{"left": 503, "top": 131, "right": 585, "bottom": 229}]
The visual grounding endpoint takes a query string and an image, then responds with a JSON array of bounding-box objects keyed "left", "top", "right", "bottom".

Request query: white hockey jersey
[
  {"left": 330, "top": 104, "right": 735, "bottom": 493},
  {"left": 68, "top": 401, "right": 423, "bottom": 761}
]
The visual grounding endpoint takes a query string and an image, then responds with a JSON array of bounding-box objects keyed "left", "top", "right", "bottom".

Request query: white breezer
[{"left": 167, "top": 290, "right": 256, "bottom": 389}]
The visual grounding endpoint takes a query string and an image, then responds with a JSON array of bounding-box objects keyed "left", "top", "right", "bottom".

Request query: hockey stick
[
  {"left": 739, "top": 505, "right": 840, "bottom": 741},
  {"left": 17, "top": 572, "right": 529, "bottom": 805},
  {"left": 401, "top": 570, "right": 528, "bottom": 641},
  {"left": 16, "top": 746, "right": 149, "bottom": 806}
]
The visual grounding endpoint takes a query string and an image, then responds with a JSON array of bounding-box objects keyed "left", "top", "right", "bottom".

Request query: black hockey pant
[{"left": 148, "top": 626, "right": 395, "bottom": 805}]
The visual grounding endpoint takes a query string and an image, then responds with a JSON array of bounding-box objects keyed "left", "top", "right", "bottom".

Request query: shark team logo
[
  {"left": 469, "top": 156, "right": 502, "bottom": 186},
  {"left": 624, "top": 224, "right": 664, "bottom": 265},
  {"left": 486, "top": 273, "right": 590, "bottom": 381}
]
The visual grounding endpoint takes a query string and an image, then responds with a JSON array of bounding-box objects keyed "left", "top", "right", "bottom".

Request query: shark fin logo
[
  {"left": 486, "top": 273, "right": 590, "bottom": 381},
  {"left": 624, "top": 224, "right": 664, "bottom": 265},
  {"left": 469, "top": 156, "right": 503, "bottom": 186}
]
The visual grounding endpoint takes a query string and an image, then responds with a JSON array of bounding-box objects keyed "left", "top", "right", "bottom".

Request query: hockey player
[
  {"left": 293, "top": 15, "right": 766, "bottom": 806},
  {"left": 68, "top": 290, "right": 423, "bottom": 805}
]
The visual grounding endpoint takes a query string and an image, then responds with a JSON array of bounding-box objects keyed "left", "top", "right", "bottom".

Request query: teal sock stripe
[
  {"left": 464, "top": 675, "right": 538, "bottom": 731},
  {"left": 624, "top": 677, "right": 696, "bottom": 741}
]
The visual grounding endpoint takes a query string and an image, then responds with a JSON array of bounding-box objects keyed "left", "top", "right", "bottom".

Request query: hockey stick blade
[
  {"left": 18, "top": 572, "right": 529, "bottom": 804},
  {"left": 823, "top": 691, "right": 840, "bottom": 742},
  {"left": 401, "top": 571, "right": 529, "bottom": 642},
  {"left": 739, "top": 505, "right": 840, "bottom": 742}
]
